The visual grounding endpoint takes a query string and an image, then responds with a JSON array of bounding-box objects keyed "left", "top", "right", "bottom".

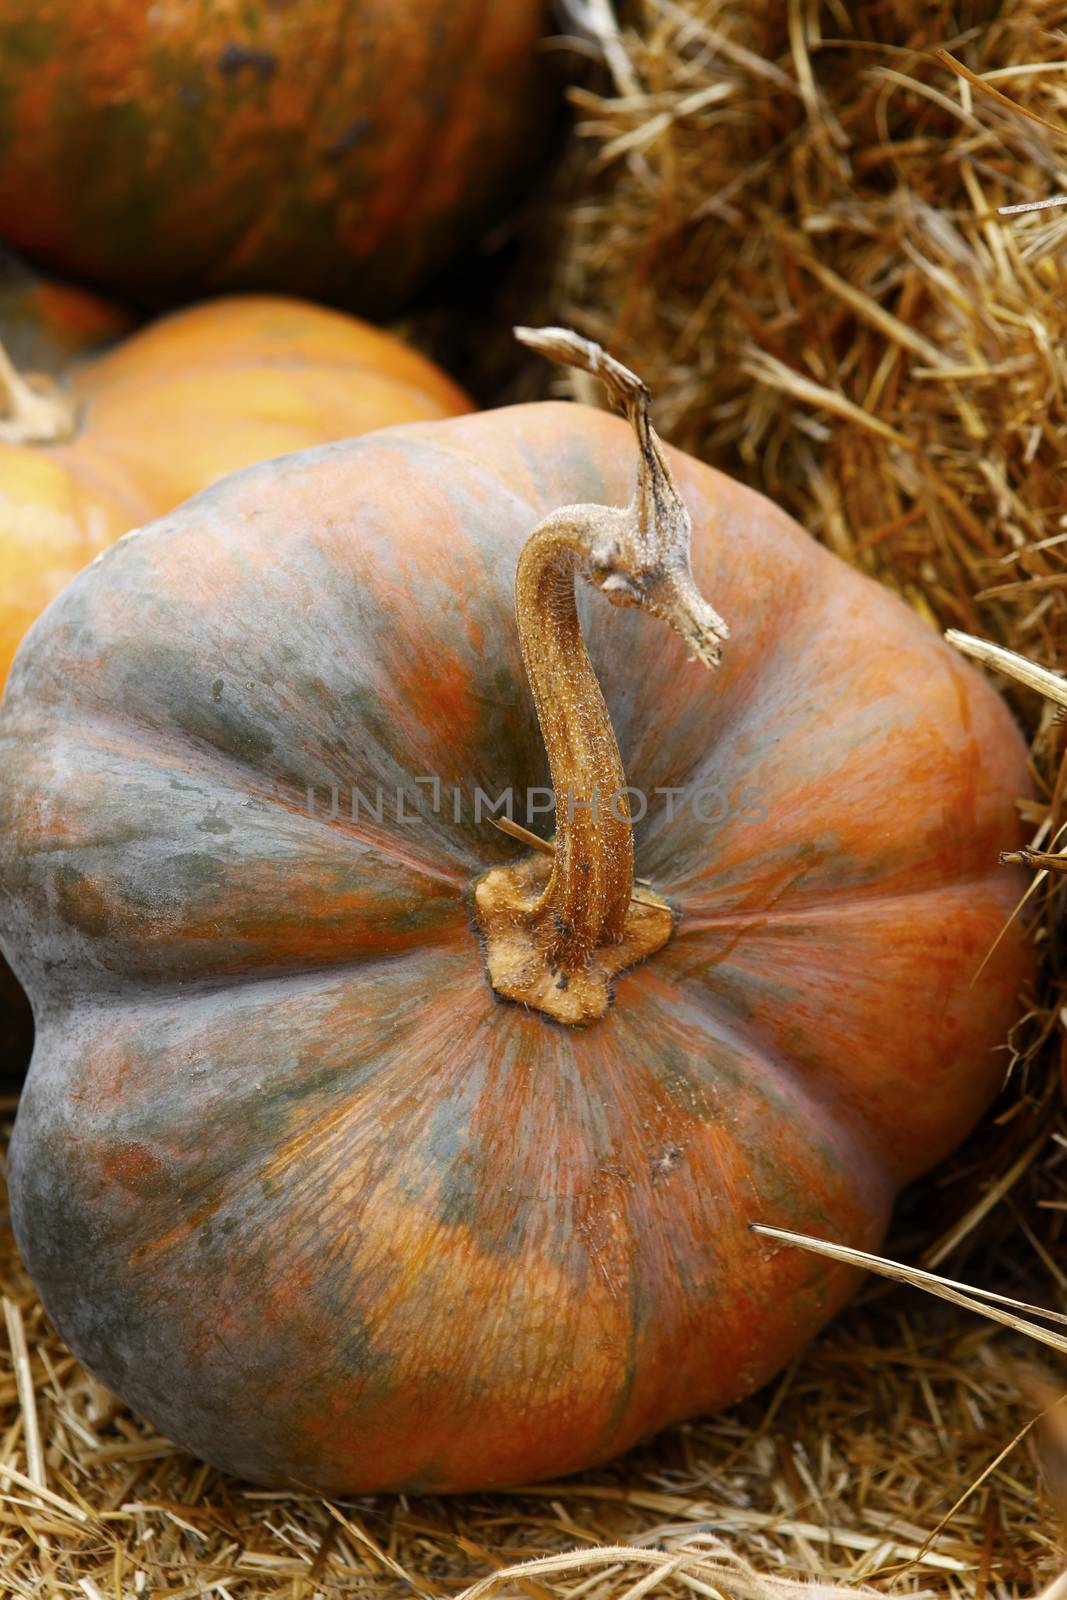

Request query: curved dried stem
[
  {"left": 516, "top": 325, "right": 729, "bottom": 669},
  {"left": 474, "top": 328, "right": 727, "bottom": 1026}
]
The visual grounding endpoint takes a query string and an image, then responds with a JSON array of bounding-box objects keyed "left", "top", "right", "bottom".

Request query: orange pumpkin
[
  {"left": 0, "top": 293, "right": 471, "bottom": 694},
  {"left": 0, "top": 0, "right": 552, "bottom": 311},
  {"left": 0, "top": 292, "right": 471, "bottom": 1073},
  {"left": 0, "top": 332, "right": 1030, "bottom": 1493}
]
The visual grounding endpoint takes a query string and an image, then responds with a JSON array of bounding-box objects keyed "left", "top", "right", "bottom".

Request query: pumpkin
[
  {"left": 0, "top": 291, "right": 471, "bottom": 1073},
  {"left": 0, "top": 292, "right": 471, "bottom": 694},
  {"left": 0, "top": 331, "right": 1030, "bottom": 1494},
  {"left": 0, "top": 273, "right": 130, "bottom": 1076},
  {"left": 0, "top": 0, "right": 552, "bottom": 312}
]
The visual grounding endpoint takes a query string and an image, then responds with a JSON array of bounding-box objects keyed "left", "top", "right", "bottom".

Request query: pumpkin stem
[
  {"left": 0, "top": 337, "right": 76, "bottom": 444},
  {"left": 473, "top": 327, "right": 727, "bottom": 1027}
]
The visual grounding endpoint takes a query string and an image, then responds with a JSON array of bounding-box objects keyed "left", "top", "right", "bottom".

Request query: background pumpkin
[
  {"left": 0, "top": 0, "right": 553, "bottom": 312},
  {"left": 0, "top": 292, "right": 472, "bottom": 695},
  {"left": 0, "top": 391, "right": 1030, "bottom": 1493},
  {"left": 0, "top": 291, "right": 472, "bottom": 1075}
]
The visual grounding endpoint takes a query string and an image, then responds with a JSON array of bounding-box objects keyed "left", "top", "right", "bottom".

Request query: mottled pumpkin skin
[
  {"left": 0, "top": 0, "right": 551, "bottom": 310},
  {"left": 0, "top": 293, "right": 470, "bottom": 1076},
  {"left": 0, "top": 405, "right": 1030, "bottom": 1492}
]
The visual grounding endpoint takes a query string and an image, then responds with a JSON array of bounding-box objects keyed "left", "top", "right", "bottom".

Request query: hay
[
  {"left": 3, "top": 0, "right": 1067, "bottom": 1593},
  {"left": 0, "top": 1160, "right": 1060, "bottom": 1597}
]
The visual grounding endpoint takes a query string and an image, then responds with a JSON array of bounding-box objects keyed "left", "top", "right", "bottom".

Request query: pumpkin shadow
[{"left": 0, "top": 953, "right": 31, "bottom": 1091}]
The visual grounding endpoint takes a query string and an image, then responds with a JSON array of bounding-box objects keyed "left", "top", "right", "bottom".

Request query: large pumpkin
[
  {"left": 0, "top": 292, "right": 470, "bottom": 1073},
  {"left": 0, "top": 1, "right": 552, "bottom": 311},
  {"left": 0, "top": 335, "right": 1029, "bottom": 1493}
]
